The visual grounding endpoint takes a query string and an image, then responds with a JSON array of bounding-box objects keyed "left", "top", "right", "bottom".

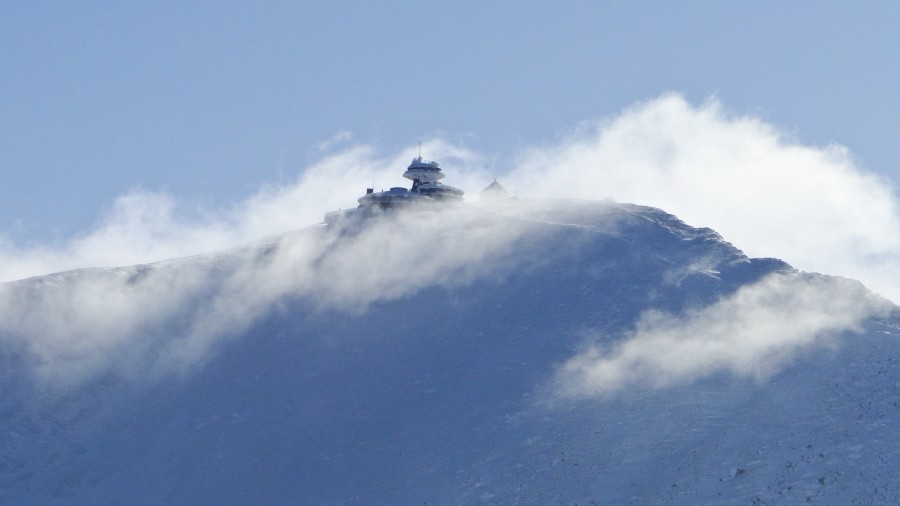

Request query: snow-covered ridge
[{"left": 1, "top": 198, "right": 898, "bottom": 504}]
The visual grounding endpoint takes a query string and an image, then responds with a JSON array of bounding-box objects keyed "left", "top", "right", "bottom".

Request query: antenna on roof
[{"left": 418, "top": 141, "right": 421, "bottom": 158}]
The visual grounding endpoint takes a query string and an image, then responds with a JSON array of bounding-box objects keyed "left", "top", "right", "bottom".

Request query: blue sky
[{"left": 3, "top": 2, "right": 900, "bottom": 281}]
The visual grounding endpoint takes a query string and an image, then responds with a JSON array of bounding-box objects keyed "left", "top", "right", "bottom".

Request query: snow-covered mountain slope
[{"left": 1, "top": 199, "right": 898, "bottom": 505}]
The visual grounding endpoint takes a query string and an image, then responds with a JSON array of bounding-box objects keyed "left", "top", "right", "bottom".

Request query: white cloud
[
  {"left": 504, "top": 94, "right": 900, "bottom": 302},
  {"left": 7, "top": 93, "right": 899, "bottom": 303},
  {"left": 0, "top": 139, "right": 489, "bottom": 283},
  {"left": 0, "top": 135, "right": 502, "bottom": 387},
  {"left": 554, "top": 272, "right": 892, "bottom": 399},
  {"left": 0, "top": 204, "right": 535, "bottom": 387},
  {"left": 2, "top": 94, "right": 900, "bottom": 391}
]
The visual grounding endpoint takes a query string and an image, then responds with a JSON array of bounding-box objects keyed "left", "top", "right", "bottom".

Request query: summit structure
[{"left": 356, "top": 156, "right": 464, "bottom": 210}]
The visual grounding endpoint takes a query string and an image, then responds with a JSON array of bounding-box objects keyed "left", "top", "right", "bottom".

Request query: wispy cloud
[
  {"left": 554, "top": 272, "right": 892, "bottom": 399},
  {"left": 0, "top": 139, "right": 489, "bottom": 283},
  {"left": 504, "top": 94, "right": 900, "bottom": 302},
  {"left": 1, "top": 93, "right": 899, "bottom": 393},
  {"left": 5, "top": 93, "right": 899, "bottom": 303},
  {"left": 0, "top": 205, "right": 535, "bottom": 387}
]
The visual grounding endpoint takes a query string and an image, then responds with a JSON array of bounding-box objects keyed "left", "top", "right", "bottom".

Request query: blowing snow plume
[
  {"left": 505, "top": 93, "right": 900, "bottom": 302},
  {"left": 0, "top": 205, "right": 534, "bottom": 388},
  {"left": 2, "top": 94, "right": 899, "bottom": 301},
  {"left": 555, "top": 272, "right": 893, "bottom": 399},
  {"left": 0, "top": 140, "right": 487, "bottom": 283}
]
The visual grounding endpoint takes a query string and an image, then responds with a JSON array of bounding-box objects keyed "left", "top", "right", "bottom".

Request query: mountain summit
[{"left": 1, "top": 199, "right": 898, "bottom": 504}]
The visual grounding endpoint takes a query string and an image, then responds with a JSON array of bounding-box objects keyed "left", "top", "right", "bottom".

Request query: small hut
[{"left": 479, "top": 179, "right": 509, "bottom": 201}]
